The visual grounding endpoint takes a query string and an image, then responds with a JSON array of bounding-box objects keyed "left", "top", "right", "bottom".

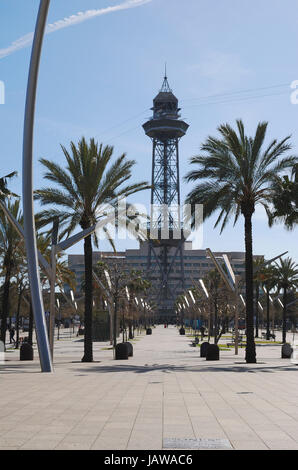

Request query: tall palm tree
[
  {"left": 184, "top": 120, "right": 297, "bottom": 363},
  {"left": 0, "top": 199, "right": 22, "bottom": 344},
  {"left": 274, "top": 257, "right": 298, "bottom": 343},
  {"left": 269, "top": 163, "right": 298, "bottom": 229},
  {"left": 35, "top": 137, "right": 149, "bottom": 362}
]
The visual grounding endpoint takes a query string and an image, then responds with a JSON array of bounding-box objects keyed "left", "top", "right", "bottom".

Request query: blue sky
[{"left": 0, "top": 0, "right": 297, "bottom": 262}]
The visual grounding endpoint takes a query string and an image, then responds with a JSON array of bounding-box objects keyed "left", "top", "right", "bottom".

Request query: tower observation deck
[{"left": 142, "top": 74, "right": 189, "bottom": 321}]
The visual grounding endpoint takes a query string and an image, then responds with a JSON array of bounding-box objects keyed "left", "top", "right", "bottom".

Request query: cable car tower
[{"left": 143, "top": 71, "right": 189, "bottom": 321}]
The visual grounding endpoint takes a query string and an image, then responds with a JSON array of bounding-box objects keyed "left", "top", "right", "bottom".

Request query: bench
[
  {"left": 227, "top": 335, "right": 245, "bottom": 347},
  {"left": 191, "top": 336, "right": 200, "bottom": 347},
  {"left": 261, "top": 332, "right": 276, "bottom": 340}
]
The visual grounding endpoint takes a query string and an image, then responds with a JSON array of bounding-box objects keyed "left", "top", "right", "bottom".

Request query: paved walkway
[{"left": 1, "top": 325, "right": 298, "bottom": 450}]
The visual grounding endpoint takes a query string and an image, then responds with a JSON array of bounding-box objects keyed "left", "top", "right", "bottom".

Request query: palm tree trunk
[
  {"left": 82, "top": 233, "right": 93, "bottom": 362},
  {"left": 255, "top": 282, "right": 259, "bottom": 338},
  {"left": 266, "top": 291, "right": 270, "bottom": 340},
  {"left": 282, "top": 287, "right": 287, "bottom": 343},
  {"left": 15, "top": 287, "right": 23, "bottom": 349},
  {"left": 214, "top": 299, "right": 218, "bottom": 344},
  {"left": 28, "top": 301, "right": 34, "bottom": 345},
  {"left": 0, "top": 264, "right": 12, "bottom": 345},
  {"left": 243, "top": 212, "right": 256, "bottom": 363}
]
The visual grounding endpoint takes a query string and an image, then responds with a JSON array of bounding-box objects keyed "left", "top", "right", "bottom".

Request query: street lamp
[
  {"left": 199, "top": 279, "right": 209, "bottom": 299},
  {"left": 189, "top": 290, "right": 196, "bottom": 304},
  {"left": 240, "top": 294, "right": 246, "bottom": 307}
]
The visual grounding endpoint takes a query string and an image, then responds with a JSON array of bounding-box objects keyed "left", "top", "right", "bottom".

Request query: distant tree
[
  {"left": 269, "top": 164, "right": 298, "bottom": 229},
  {"left": 0, "top": 171, "right": 18, "bottom": 200},
  {"left": 274, "top": 257, "right": 298, "bottom": 343},
  {"left": 0, "top": 199, "right": 22, "bottom": 344},
  {"left": 260, "top": 265, "right": 278, "bottom": 340}
]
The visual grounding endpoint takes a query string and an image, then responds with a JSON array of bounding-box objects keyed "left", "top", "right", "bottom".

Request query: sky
[{"left": 0, "top": 0, "right": 297, "bottom": 263}]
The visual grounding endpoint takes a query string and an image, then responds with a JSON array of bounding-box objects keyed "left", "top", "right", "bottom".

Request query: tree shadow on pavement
[{"left": 73, "top": 362, "right": 298, "bottom": 374}]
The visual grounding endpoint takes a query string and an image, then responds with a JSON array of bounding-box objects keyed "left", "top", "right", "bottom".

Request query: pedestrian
[
  {"left": 199, "top": 325, "right": 205, "bottom": 341},
  {"left": 9, "top": 327, "right": 16, "bottom": 345}
]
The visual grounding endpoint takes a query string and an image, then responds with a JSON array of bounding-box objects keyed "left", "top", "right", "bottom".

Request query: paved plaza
[{"left": 1, "top": 325, "right": 298, "bottom": 450}]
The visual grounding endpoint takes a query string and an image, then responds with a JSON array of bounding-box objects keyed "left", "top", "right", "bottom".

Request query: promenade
[{"left": 1, "top": 325, "right": 298, "bottom": 450}]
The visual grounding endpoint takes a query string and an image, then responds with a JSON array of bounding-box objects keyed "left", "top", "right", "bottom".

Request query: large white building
[{"left": 68, "top": 242, "right": 262, "bottom": 305}]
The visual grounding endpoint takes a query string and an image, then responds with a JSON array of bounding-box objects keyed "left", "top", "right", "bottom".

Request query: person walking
[
  {"left": 199, "top": 325, "right": 205, "bottom": 341},
  {"left": 9, "top": 326, "right": 16, "bottom": 345}
]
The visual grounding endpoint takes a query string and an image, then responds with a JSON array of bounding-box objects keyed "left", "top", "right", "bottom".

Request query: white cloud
[{"left": 0, "top": 0, "right": 152, "bottom": 59}]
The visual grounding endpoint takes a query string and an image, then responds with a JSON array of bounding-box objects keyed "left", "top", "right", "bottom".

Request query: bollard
[
  {"left": 20, "top": 340, "right": 34, "bottom": 361},
  {"left": 200, "top": 342, "right": 210, "bottom": 358},
  {"left": 115, "top": 342, "right": 129, "bottom": 360},
  {"left": 125, "top": 342, "right": 133, "bottom": 357},
  {"left": 206, "top": 344, "right": 220, "bottom": 361},
  {"left": 281, "top": 343, "right": 293, "bottom": 359}
]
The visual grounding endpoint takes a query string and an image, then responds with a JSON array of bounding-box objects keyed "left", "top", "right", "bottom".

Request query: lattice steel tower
[{"left": 143, "top": 73, "right": 189, "bottom": 321}]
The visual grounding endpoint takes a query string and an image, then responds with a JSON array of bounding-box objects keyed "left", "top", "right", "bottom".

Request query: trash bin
[
  {"left": 125, "top": 342, "right": 133, "bottom": 357},
  {"left": 115, "top": 343, "right": 129, "bottom": 360},
  {"left": 179, "top": 327, "right": 185, "bottom": 335},
  {"left": 281, "top": 343, "right": 293, "bottom": 358},
  {"left": 20, "top": 340, "right": 33, "bottom": 361},
  {"left": 206, "top": 344, "right": 220, "bottom": 361},
  {"left": 146, "top": 328, "right": 152, "bottom": 335},
  {"left": 200, "top": 341, "right": 210, "bottom": 358}
]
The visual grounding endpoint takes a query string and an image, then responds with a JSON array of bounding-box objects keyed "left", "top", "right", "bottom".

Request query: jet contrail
[{"left": 0, "top": 0, "right": 152, "bottom": 59}]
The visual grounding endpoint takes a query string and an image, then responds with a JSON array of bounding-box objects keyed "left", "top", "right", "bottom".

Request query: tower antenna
[{"left": 160, "top": 64, "right": 171, "bottom": 92}]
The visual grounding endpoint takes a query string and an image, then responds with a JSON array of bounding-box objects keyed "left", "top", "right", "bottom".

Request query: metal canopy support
[{"left": 22, "top": 0, "right": 52, "bottom": 372}]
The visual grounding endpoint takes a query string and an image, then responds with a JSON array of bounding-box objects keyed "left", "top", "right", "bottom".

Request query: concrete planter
[
  {"left": 115, "top": 343, "right": 129, "bottom": 360},
  {"left": 206, "top": 344, "right": 220, "bottom": 361},
  {"left": 200, "top": 342, "right": 210, "bottom": 358}
]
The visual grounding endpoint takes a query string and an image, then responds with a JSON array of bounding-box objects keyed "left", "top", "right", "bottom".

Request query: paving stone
[{"left": 2, "top": 325, "right": 298, "bottom": 450}]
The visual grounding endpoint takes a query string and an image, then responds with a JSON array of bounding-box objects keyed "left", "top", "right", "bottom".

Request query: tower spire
[{"left": 160, "top": 63, "right": 171, "bottom": 92}]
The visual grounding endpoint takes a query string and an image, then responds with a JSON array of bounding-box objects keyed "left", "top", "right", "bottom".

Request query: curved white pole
[{"left": 22, "top": 0, "right": 53, "bottom": 372}]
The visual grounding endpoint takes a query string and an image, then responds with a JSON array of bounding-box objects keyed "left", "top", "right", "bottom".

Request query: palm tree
[
  {"left": 0, "top": 199, "right": 23, "bottom": 345},
  {"left": 184, "top": 120, "right": 297, "bottom": 363},
  {"left": 35, "top": 137, "right": 149, "bottom": 362},
  {"left": 269, "top": 163, "right": 298, "bottom": 229},
  {"left": 260, "top": 265, "right": 278, "bottom": 340},
  {"left": 253, "top": 257, "right": 265, "bottom": 338},
  {"left": 0, "top": 171, "right": 18, "bottom": 199},
  {"left": 126, "top": 270, "right": 151, "bottom": 339},
  {"left": 274, "top": 257, "right": 298, "bottom": 343}
]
